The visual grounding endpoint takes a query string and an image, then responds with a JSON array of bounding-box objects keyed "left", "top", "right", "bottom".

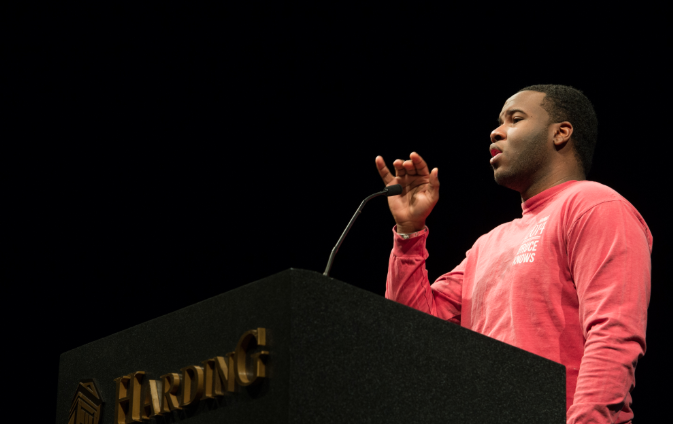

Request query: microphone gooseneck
[{"left": 323, "top": 184, "right": 403, "bottom": 277}]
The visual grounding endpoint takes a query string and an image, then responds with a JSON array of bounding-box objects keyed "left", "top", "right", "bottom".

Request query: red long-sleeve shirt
[{"left": 386, "top": 180, "right": 652, "bottom": 424}]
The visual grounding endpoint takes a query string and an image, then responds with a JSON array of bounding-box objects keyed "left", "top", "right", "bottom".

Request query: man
[{"left": 375, "top": 85, "right": 652, "bottom": 424}]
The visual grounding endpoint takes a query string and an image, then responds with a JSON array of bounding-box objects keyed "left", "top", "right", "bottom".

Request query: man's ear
[{"left": 553, "top": 121, "right": 574, "bottom": 150}]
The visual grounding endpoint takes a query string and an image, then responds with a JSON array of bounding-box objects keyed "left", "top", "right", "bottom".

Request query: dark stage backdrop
[{"left": 15, "top": 4, "right": 668, "bottom": 423}]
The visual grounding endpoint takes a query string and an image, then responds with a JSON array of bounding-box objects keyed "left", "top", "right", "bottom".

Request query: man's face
[{"left": 489, "top": 91, "right": 553, "bottom": 192}]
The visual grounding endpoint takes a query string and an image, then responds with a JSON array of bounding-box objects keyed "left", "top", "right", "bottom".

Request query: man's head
[{"left": 489, "top": 85, "right": 598, "bottom": 197}]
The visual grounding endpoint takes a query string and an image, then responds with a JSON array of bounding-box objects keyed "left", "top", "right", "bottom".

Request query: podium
[{"left": 56, "top": 269, "right": 565, "bottom": 423}]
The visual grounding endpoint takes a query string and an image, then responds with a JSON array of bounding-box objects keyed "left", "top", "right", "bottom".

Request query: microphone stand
[{"left": 323, "top": 185, "right": 401, "bottom": 276}]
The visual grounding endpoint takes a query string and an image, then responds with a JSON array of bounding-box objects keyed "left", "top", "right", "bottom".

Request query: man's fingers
[
  {"left": 403, "top": 160, "right": 417, "bottom": 175},
  {"left": 379, "top": 153, "right": 431, "bottom": 181},
  {"left": 429, "top": 167, "right": 440, "bottom": 187},
  {"left": 393, "top": 159, "right": 407, "bottom": 177},
  {"left": 410, "top": 152, "right": 430, "bottom": 176},
  {"left": 428, "top": 168, "right": 440, "bottom": 196},
  {"left": 375, "top": 156, "right": 395, "bottom": 185}
]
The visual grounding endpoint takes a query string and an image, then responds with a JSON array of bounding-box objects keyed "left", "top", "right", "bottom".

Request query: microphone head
[{"left": 385, "top": 184, "right": 403, "bottom": 196}]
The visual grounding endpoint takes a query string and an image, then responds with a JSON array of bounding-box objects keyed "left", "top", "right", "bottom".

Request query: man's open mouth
[{"left": 490, "top": 147, "right": 502, "bottom": 158}]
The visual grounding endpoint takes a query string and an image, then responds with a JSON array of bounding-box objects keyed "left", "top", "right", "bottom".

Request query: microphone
[{"left": 323, "top": 184, "right": 403, "bottom": 276}]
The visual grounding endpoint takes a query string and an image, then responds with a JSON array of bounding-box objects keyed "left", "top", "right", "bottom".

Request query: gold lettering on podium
[
  {"left": 159, "top": 373, "right": 182, "bottom": 413},
  {"left": 111, "top": 327, "right": 269, "bottom": 419},
  {"left": 235, "top": 328, "right": 270, "bottom": 386},
  {"left": 114, "top": 371, "right": 144, "bottom": 423},
  {"left": 140, "top": 379, "right": 162, "bottom": 420},
  {"left": 202, "top": 353, "right": 236, "bottom": 398},
  {"left": 180, "top": 365, "right": 205, "bottom": 407}
]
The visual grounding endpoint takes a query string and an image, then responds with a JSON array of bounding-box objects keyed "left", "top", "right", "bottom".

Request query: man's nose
[{"left": 490, "top": 126, "right": 505, "bottom": 143}]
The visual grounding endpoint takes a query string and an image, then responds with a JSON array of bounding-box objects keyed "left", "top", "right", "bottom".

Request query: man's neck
[{"left": 519, "top": 170, "right": 585, "bottom": 202}]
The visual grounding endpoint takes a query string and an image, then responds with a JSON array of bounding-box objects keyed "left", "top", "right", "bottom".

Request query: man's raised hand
[{"left": 375, "top": 152, "right": 439, "bottom": 233}]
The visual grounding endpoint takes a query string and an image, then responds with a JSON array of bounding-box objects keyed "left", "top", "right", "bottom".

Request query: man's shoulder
[
  {"left": 557, "top": 181, "right": 651, "bottom": 240},
  {"left": 558, "top": 180, "right": 632, "bottom": 212},
  {"left": 559, "top": 181, "right": 652, "bottom": 247},
  {"left": 564, "top": 180, "right": 623, "bottom": 200}
]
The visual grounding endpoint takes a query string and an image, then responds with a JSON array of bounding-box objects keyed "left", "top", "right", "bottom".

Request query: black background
[{"left": 14, "top": 3, "right": 669, "bottom": 422}]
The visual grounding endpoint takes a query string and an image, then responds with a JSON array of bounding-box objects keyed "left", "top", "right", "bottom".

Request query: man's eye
[{"left": 513, "top": 117, "right": 523, "bottom": 123}]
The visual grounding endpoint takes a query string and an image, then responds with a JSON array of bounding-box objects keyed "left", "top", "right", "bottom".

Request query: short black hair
[{"left": 518, "top": 84, "right": 598, "bottom": 176}]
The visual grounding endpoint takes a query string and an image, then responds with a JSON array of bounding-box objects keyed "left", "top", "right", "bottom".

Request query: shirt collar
[{"left": 521, "top": 180, "right": 579, "bottom": 215}]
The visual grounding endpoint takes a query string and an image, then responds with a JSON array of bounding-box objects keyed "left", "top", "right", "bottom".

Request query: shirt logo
[{"left": 512, "top": 216, "right": 548, "bottom": 265}]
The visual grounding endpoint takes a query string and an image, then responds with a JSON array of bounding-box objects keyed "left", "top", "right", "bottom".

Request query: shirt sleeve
[
  {"left": 566, "top": 200, "right": 652, "bottom": 424},
  {"left": 385, "top": 225, "right": 464, "bottom": 324}
]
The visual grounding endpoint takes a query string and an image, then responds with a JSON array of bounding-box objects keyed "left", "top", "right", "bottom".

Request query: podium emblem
[{"left": 68, "top": 379, "right": 103, "bottom": 424}]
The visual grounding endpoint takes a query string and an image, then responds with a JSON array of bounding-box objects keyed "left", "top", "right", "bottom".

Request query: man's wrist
[
  {"left": 395, "top": 225, "right": 428, "bottom": 240},
  {"left": 396, "top": 223, "right": 426, "bottom": 234}
]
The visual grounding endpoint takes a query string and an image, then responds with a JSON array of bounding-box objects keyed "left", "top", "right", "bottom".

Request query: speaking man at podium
[{"left": 377, "top": 85, "right": 652, "bottom": 424}]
